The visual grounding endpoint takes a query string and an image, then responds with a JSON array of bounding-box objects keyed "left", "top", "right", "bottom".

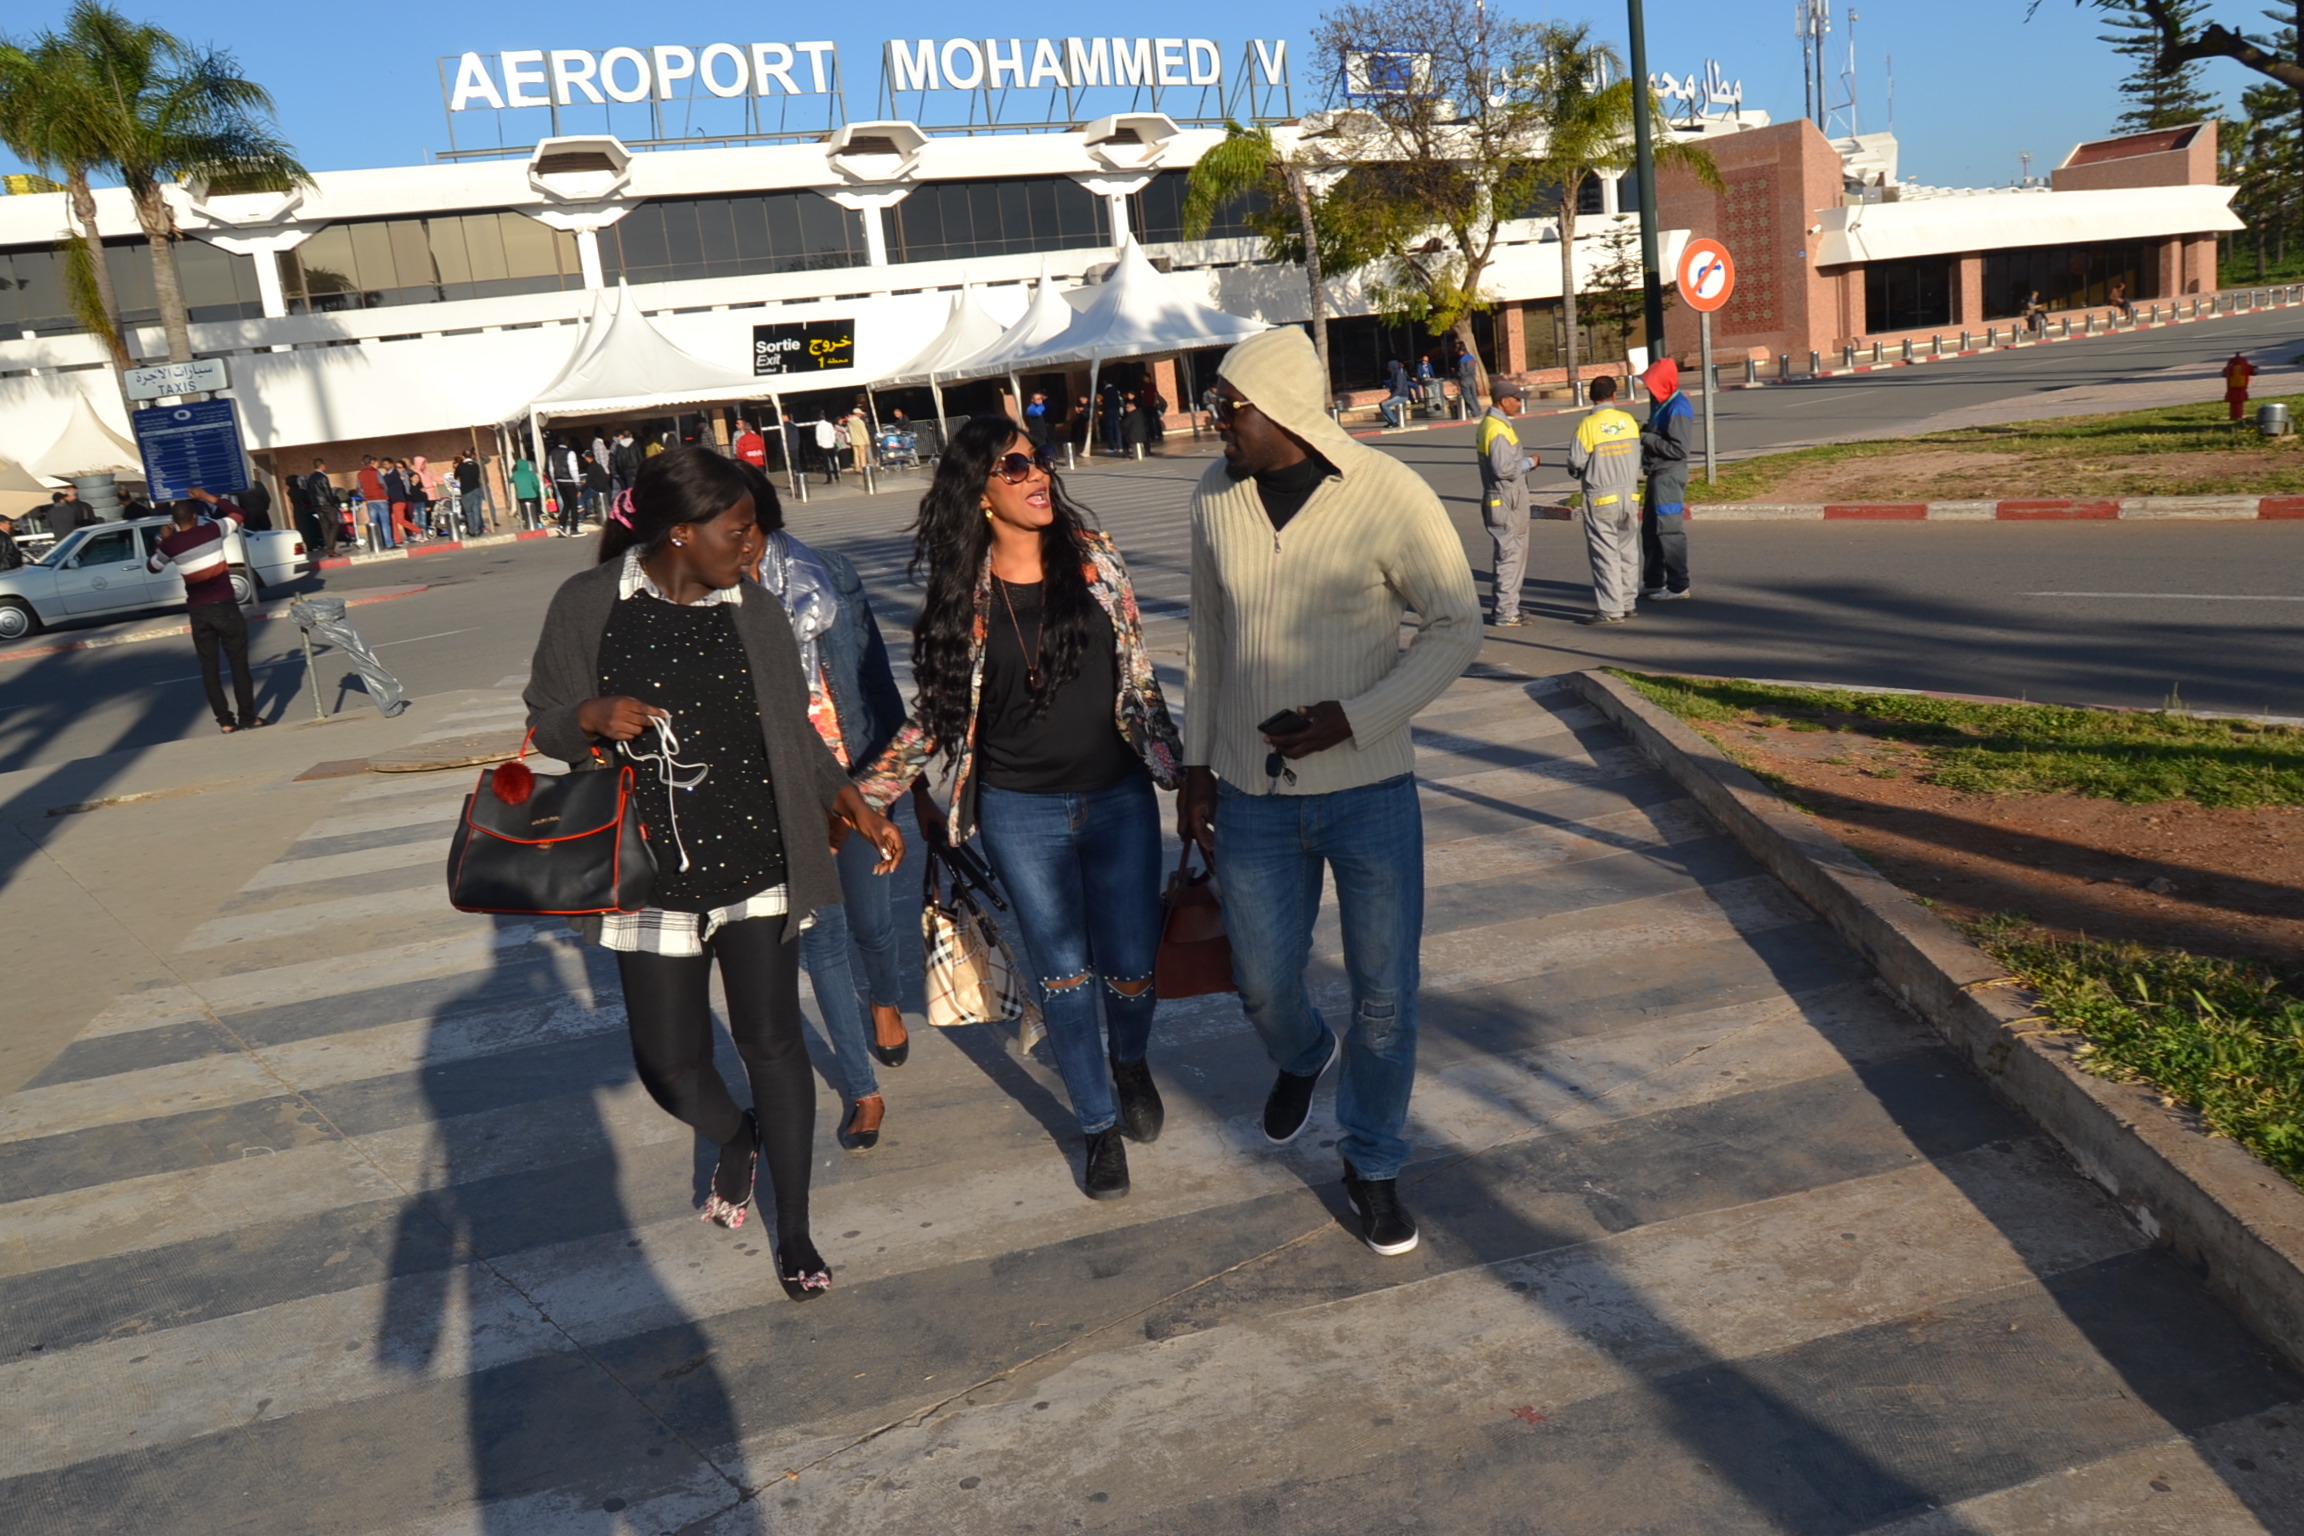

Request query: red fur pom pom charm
[{"left": 491, "top": 759, "right": 535, "bottom": 806}]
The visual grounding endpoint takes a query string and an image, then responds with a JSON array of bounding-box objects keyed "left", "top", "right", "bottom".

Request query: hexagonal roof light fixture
[
  {"left": 528, "top": 136, "right": 632, "bottom": 203},
  {"left": 1081, "top": 113, "right": 1179, "bottom": 171},
  {"left": 181, "top": 174, "right": 303, "bottom": 228},
  {"left": 824, "top": 121, "right": 928, "bottom": 183}
]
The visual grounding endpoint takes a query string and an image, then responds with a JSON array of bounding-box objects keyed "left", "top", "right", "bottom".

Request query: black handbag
[{"left": 446, "top": 739, "right": 656, "bottom": 916}]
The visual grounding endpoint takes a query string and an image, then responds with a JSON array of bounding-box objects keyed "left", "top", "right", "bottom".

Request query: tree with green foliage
[
  {"left": 0, "top": 35, "right": 130, "bottom": 366},
  {"left": 2061, "top": 1, "right": 2304, "bottom": 142},
  {"left": 2100, "top": 0, "right": 2224, "bottom": 130},
  {"left": 1528, "top": 22, "right": 1718, "bottom": 402},
  {"left": 1181, "top": 122, "right": 1345, "bottom": 386},
  {"left": 7, "top": 2, "right": 310, "bottom": 366},
  {"left": 2229, "top": 40, "right": 2304, "bottom": 278}
]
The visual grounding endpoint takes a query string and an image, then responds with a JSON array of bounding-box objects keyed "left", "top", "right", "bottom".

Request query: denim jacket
[
  {"left": 813, "top": 545, "right": 907, "bottom": 769},
  {"left": 856, "top": 528, "right": 1183, "bottom": 844}
]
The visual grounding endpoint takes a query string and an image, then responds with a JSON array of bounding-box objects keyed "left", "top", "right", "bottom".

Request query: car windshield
[{"left": 28, "top": 533, "right": 77, "bottom": 567}]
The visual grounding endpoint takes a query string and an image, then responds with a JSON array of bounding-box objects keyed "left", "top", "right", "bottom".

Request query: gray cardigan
[{"left": 522, "top": 557, "right": 853, "bottom": 942}]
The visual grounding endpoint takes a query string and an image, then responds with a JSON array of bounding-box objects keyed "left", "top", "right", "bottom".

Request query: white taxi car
[{"left": 0, "top": 516, "right": 309, "bottom": 643}]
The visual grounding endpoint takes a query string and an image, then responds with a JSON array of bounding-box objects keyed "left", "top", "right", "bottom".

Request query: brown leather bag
[{"left": 1155, "top": 843, "right": 1234, "bottom": 998}]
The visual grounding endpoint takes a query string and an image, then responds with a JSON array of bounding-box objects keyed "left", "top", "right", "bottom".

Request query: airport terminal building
[{"left": 0, "top": 34, "right": 2248, "bottom": 506}]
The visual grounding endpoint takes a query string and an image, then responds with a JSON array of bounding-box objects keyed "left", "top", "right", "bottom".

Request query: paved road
[{"left": 9, "top": 668, "right": 2301, "bottom": 1534}]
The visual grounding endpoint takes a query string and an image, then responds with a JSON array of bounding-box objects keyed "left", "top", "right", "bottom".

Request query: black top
[
  {"left": 976, "top": 579, "right": 1142, "bottom": 794},
  {"left": 1230, "top": 450, "right": 1339, "bottom": 532},
  {"left": 599, "top": 596, "right": 787, "bottom": 911}
]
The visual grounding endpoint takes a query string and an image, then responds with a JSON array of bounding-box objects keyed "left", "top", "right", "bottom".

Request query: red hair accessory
[
  {"left": 610, "top": 489, "right": 636, "bottom": 528},
  {"left": 491, "top": 759, "right": 535, "bottom": 806}
]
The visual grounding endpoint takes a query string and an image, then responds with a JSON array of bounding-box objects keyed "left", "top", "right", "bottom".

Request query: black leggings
[{"left": 615, "top": 917, "right": 814, "bottom": 1241}]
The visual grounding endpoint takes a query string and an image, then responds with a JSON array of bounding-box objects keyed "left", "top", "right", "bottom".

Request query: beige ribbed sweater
[{"left": 1186, "top": 328, "right": 1482, "bottom": 796}]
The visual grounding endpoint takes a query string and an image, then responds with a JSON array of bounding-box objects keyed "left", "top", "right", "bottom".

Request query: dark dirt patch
[{"left": 1698, "top": 719, "right": 2304, "bottom": 965}]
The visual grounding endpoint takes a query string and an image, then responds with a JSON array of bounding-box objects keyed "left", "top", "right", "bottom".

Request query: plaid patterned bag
[{"left": 921, "top": 851, "right": 1039, "bottom": 1045}]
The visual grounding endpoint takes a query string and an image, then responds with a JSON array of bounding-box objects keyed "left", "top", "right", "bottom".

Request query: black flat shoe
[
  {"left": 868, "top": 1007, "right": 910, "bottom": 1068},
  {"left": 1083, "top": 1127, "right": 1131, "bottom": 1201},
  {"left": 841, "top": 1094, "right": 884, "bottom": 1152},
  {"left": 1110, "top": 1055, "right": 1164, "bottom": 1144},
  {"left": 777, "top": 1235, "right": 832, "bottom": 1301}
]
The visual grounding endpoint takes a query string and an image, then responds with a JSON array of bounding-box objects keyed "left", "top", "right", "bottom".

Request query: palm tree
[
  {"left": 1182, "top": 121, "right": 1341, "bottom": 386},
  {"left": 1532, "top": 22, "right": 1720, "bottom": 402},
  {"left": 65, "top": 0, "right": 309, "bottom": 365},
  {"left": 0, "top": 35, "right": 130, "bottom": 367}
]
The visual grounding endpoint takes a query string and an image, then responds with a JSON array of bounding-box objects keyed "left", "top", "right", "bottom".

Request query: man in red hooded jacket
[{"left": 1638, "top": 357, "right": 1694, "bottom": 600}]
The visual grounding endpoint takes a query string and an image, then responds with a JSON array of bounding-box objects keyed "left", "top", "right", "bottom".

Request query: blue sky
[{"left": 0, "top": 0, "right": 2238, "bottom": 189}]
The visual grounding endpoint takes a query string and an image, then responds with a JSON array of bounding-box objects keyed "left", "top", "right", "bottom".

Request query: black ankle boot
[
  {"left": 1083, "top": 1127, "right": 1131, "bottom": 1201},
  {"left": 1110, "top": 1055, "right": 1165, "bottom": 1143}
]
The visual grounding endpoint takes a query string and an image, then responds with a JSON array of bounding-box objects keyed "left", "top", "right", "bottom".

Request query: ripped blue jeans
[
  {"left": 975, "top": 774, "right": 1162, "bottom": 1136},
  {"left": 1214, "top": 774, "right": 1424, "bottom": 1179}
]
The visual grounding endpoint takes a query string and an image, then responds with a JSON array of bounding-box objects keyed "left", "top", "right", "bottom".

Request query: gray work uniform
[
  {"left": 1567, "top": 404, "right": 1645, "bottom": 619},
  {"left": 1477, "top": 406, "right": 1533, "bottom": 621}
]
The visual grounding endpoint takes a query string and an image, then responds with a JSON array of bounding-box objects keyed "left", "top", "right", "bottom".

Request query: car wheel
[
  {"left": 230, "top": 567, "right": 259, "bottom": 606},
  {"left": 0, "top": 598, "right": 39, "bottom": 643}
]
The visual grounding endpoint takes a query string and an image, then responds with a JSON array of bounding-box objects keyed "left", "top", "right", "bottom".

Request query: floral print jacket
[{"left": 855, "top": 528, "right": 1183, "bottom": 844}]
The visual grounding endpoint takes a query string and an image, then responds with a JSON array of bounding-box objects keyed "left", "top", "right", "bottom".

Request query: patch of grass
[
  {"left": 1690, "top": 393, "right": 2304, "bottom": 502},
  {"left": 1968, "top": 916, "right": 2304, "bottom": 1187},
  {"left": 1612, "top": 670, "right": 2304, "bottom": 807}
]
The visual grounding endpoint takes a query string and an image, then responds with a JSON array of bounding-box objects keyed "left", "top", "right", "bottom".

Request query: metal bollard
[
  {"left": 1132, "top": 442, "right": 1144, "bottom": 460},
  {"left": 1959, "top": 330, "right": 1970, "bottom": 352},
  {"left": 1932, "top": 333, "right": 1943, "bottom": 357},
  {"left": 1989, "top": 325, "right": 1999, "bottom": 348},
  {"left": 859, "top": 457, "right": 876, "bottom": 496},
  {"left": 1064, "top": 440, "right": 1077, "bottom": 471},
  {"left": 1901, "top": 338, "right": 1913, "bottom": 363},
  {"left": 1808, "top": 349, "right": 1821, "bottom": 376},
  {"left": 1779, "top": 352, "right": 1792, "bottom": 379},
  {"left": 1843, "top": 343, "right": 1856, "bottom": 370},
  {"left": 1871, "top": 341, "right": 1882, "bottom": 365},
  {"left": 1744, "top": 357, "right": 1757, "bottom": 384}
]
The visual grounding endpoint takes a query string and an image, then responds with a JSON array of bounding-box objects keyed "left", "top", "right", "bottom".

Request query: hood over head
[
  {"left": 1641, "top": 357, "right": 1679, "bottom": 400},
  {"left": 1216, "top": 327, "right": 1365, "bottom": 470}
]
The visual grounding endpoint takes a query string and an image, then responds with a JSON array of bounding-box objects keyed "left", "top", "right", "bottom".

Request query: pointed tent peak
[
  {"left": 1000, "top": 240, "right": 1271, "bottom": 372},
  {"left": 31, "top": 394, "right": 142, "bottom": 481},
  {"left": 880, "top": 282, "right": 1010, "bottom": 387},
  {"left": 948, "top": 265, "right": 1087, "bottom": 379},
  {"left": 528, "top": 294, "right": 775, "bottom": 418}
]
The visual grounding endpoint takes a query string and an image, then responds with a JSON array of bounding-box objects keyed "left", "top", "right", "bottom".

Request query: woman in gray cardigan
[{"left": 523, "top": 447, "right": 902, "bottom": 1300}]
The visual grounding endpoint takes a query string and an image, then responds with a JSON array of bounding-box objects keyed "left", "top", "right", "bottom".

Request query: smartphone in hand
[{"left": 1258, "top": 708, "right": 1312, "bottom": 738}]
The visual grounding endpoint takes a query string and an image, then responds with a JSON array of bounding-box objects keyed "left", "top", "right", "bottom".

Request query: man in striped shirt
[{"left": 148, "top": 493, "right": 264, "bottom": 733}]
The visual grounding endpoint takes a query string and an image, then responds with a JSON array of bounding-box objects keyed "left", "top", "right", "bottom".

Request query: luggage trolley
[{"left": 875, "top": 428, "right": 920, "bottom": 470}]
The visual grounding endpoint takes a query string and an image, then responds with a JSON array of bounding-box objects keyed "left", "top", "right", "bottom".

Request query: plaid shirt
[{"left": 582, "top": 550, "right": 793, "bottom": 956}]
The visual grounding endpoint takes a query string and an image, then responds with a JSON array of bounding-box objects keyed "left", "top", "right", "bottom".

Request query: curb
[
  {"left": 1676, "top": 495, "right": 2304, "bottom": 521},
  {"left": 1565, "top": 665, "right": 2304, "bottom": 1375},
  {"left": 313, "top": 528, "right": 556, "bottom": 570},
  {"left": 0, "top": 584, "right": 428, "bottom": 665}
]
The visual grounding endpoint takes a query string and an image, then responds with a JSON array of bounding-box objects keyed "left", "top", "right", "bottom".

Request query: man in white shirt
[{"left": 813, "top": 416, "right": 842, "bottom": 484}]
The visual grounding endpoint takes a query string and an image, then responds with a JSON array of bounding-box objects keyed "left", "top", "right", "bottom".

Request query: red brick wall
[{"left": 1657, "top": 119, "right": 1848, "bottom": 363}]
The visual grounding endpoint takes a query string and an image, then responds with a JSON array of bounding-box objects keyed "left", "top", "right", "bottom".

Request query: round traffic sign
[{"left": 1677, "top": 239, "right": 1735, "bottom": 312}]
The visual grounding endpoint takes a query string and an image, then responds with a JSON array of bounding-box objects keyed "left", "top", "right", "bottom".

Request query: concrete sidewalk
[{"left": 6, "top": 668, "right": 2304, "bottom": 1532}]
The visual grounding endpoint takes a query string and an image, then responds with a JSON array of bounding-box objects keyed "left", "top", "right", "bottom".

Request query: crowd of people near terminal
[{"left": 512, "top": 326, "right": 1515, "bottom": 1298}]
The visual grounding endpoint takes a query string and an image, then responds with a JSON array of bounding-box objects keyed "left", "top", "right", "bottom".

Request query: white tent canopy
[
  {"left": 526, "top": 283, "right": 781, "bottom": 421},
  {"left": 878, "top": 285, "right": 1009, "bottom": 389},
  {"left": 30, "top": 393, "right": 142, "bottom": 480},
  {"left": 942, "top": 261, "right": 1081, "bottom": 380},
  {"left": 1000, "top": 239, "right": 1269, "bottom": 371}
]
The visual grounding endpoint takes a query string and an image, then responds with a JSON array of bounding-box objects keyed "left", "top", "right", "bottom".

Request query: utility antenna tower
[
  {"left": 1795, "top": 0, "right": 1831, "bottom": 129},
  {"left": 1826, "top": 7, "right": 1859, "bottom": 139}
]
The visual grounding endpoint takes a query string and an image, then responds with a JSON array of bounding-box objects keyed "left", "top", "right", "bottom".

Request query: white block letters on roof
[{"left": 449, "top": 43, "right": 842, "bottom": 109}]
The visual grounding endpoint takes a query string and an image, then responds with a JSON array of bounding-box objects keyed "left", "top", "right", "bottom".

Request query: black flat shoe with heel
[
  {"left": 777, "top": 1235, "right": 833, "bottom": 1301},
  {"left": 701, "top": 1112, "right": 758, "bottom": 1230},
  {"left": 868, "top": 1005, "right": 910, "bottom": 1068}
]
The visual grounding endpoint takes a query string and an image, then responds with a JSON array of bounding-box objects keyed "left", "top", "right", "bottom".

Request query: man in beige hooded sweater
[{"left": 1178, "top": 327, "right": 1481, "bottom": 1256}]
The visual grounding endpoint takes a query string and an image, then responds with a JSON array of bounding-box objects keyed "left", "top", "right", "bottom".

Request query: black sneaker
[
  {"left": 1262, "top": 1028, "right": 1341, "bottom": 1145},
  {"left": 1083, "top": 1127, "right": 1131, "bottom": 1201},
  {"left": 1342, "top": 1161, "right": 1420, "bottom": 1256},
  {"left": 1110, "top": 1055, "right": 1165, "bottom": 1143}
]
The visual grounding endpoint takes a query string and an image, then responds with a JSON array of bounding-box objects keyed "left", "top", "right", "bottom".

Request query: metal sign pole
[{"left": 1699, "top": 310, "right": 1717, "bottom": 484}]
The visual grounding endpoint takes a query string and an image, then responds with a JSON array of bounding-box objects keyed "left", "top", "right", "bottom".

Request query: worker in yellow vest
[
  {"left": 1477, "top": 381, "right": 1536, "bottom": 626},
  {"left": 1567, "top": 375, "right": 1644, "bottom": 625}
]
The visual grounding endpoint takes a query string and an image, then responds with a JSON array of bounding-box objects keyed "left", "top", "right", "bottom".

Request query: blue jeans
[
  {"left": 800, "top": 833, "right": 906, "bottom": 1102},
  {"left": 460, "top": 490, "right": 483, "bottom": 538},
  {"left": 976, "top": 774, "right": 1162, "bottom": 1136},
  {"left": 1214, "top": 774, "right": 1425, "bottom": 1179}
]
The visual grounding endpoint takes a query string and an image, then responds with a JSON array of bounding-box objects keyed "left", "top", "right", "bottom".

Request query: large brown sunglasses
[{"left": 993, "top": 448, "right": 1055, "bottom": 483}]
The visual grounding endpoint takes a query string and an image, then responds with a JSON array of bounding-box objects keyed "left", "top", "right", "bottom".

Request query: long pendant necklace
[{"left": 996, "top": 575, "right": 1043, "bottom": 691}]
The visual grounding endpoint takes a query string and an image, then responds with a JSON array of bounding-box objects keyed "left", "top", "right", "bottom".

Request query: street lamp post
[{"left": 1626, "top": 0, "right": 1667, "bottom": 357}]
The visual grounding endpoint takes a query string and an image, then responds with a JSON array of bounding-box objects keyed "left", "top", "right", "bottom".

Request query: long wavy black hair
[
  {"left": 595, "top": 446, "right": 750, "bottom": 566},
  {"left": 908, "top": 413, "right": 1101, "bottom": 757}
]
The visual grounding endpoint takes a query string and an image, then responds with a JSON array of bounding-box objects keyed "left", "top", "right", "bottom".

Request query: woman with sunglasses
[{"left": 856, "top": 415, "right": 1183, "bottom": 1201}]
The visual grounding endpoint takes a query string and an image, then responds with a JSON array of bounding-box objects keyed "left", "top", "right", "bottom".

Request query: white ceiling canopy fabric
[
  {"left": 1000, "top": 239, "right": 1269, "bottom": 370},
  {"left": 939, "top": 260, "right": 1081, "bottom": 381},
  {"left": 526, "top": 282, "right": 781, "bottom": 420},
  {"left": 30, "top": 393, "right": 144, "bottom": 480},
  {"left": 877, "top": 285, "right": 1009, "bottom": 388}
]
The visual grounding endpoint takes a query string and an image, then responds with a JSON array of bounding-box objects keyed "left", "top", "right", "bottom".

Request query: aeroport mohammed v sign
[{"left": 445, "top": 37, "right": 1289, "bottom": 110}]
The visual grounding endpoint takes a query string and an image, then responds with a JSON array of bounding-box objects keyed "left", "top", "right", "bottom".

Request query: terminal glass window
[
  {"left": 1129, "top": 169, "right": 1266, "bottom": 244},
  {"left": 280, "top": 212, "right": 586, "bottom": 312},
  {"left": 1983, "top": 240, "right": 2157, "bottom": 318},
  {"left": 0, "top": 239, "right": 262, "bottom": 334},
  {"left": 888, "top": 177, "right": 1111, "bottom": 264},
  {"left": 1865, "top": 257, "right": 1952, "bottom": 332},
  {"left": 598, "top": 191, "right": 866, "bottom": 286}
]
